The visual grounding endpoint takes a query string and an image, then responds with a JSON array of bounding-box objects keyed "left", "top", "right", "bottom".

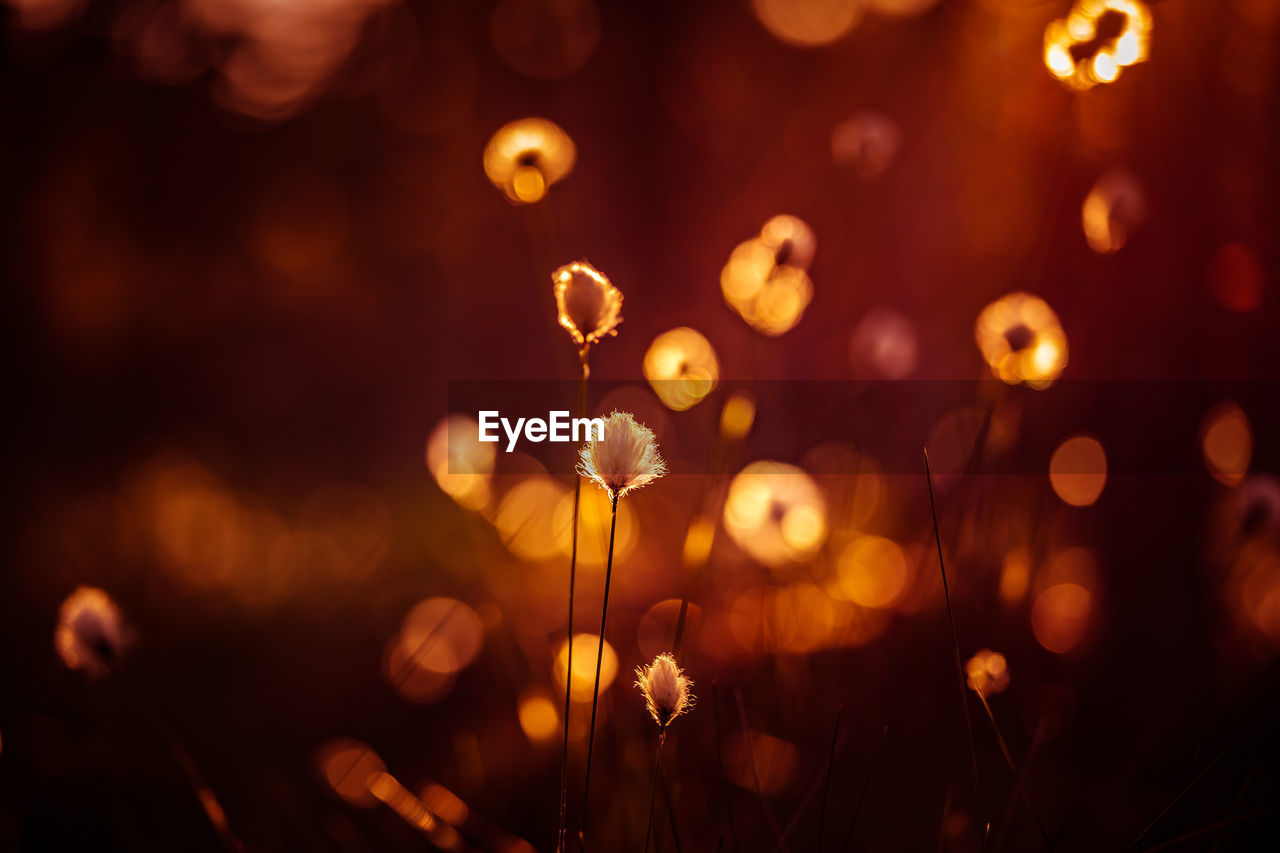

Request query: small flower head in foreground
[
  {"left": 578, "top": 411, "right": 666, "bottom": 500},
  {"left": 553, "top": 261, "right": 623, "bottom": 355},
  {"left": 635, "top": 653, "right": 694, "bottom": 729},
  {"left": 55, "top": 586, "right": 130, "bottom": 678}
]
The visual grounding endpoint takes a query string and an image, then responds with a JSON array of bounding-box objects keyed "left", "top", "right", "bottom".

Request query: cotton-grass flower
[
  {"left": 551, "top": 258, "right": 623, "bottom": 852},
  {"left": 553, "top": 261, "right": 622, "bottom": 359},
  {"left": 55, "top": 585, "right": 129, "bottom": 678},
  {"left": 578, "top": 411, "right": 666, "bottom": 501},
  {"left": 973, "top": 291, "right": 1068, "bottom": 389},
  {"left": 636, "top": 653, "right": 693, "bottom": 852},
  {"left": 635, "top": 653, "right": 695, "bottom": 729},
  {"left": 578, "top": 411, "right": 667, "bottom": 845}
]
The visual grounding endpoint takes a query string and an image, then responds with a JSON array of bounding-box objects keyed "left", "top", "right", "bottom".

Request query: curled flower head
[
  {"left": 578, "top": 411, "right": 666, "bottom": 500},
  {"left": 553, "top": 261, "right": 623, "bottom": 354},
  {"left": 635, "top": 653, "right": 694, "bottom": 729},
  {"left": 483, "top": 117, "right": 576, "bottom": 204},
  {"left": 55, "top": 586, "right": 129, "bottom": 678}
]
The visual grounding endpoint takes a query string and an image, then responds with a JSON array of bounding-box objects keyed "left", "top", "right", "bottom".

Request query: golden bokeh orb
[
  {"left": 517, "top": 689, "right": 559, "bottom": 743},
  {"left": 720, "top": 392, "right": 757, "bottom": 442},
  {"left": 1201, "top": 402, "right": 1252, "bottom": 487},
  {"left": 724, "top": 461, "right": 828, "bottom": 568},
  {"left": 1032, "top": 582, "right": 1093, "bottom": 654},
  {"left": 643, "top": 327, "right": 720, "bottom": 411},
  {"left": 751, "top": 0, "right": 862, "bottom": 47},
  {"left": 427, "top": 414, "right": 496, "bottom": 511},
  {"left": 494, "top": 477, "right": 569, "bottom": 561},
  {"left": 552, "top": 485, "right": 637, "bottom": 567},
  {"left": 316, "top": 739, "right": 386, "bottom": 808},
  {"left": 834, "top": 535, "right": 909, "bottom": 609},
  {"left": 1049, "top": 434, "right": 1108, "bottom": 507},
  {"left": 555, "top": 633, "right": 617, "bottom": 702}
]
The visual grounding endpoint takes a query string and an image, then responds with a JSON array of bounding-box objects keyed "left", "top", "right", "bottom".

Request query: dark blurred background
[{"left": 2, "top": 0, "right": 1280, "bottom": 850}]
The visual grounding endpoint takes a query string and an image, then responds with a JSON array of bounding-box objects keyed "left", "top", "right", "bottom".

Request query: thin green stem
[
  {"left": 817, "top": 705, "right": 842, "bottom": 853},
  {"left": 579, "top": 492, "right": 619, "bottom": 844},
  {"left": 1129, "top": 743, "right": 1234, "bottom": 849},
  {"left": 660, "top": 758, "right": 684, "bottom": 853},
  {"left": 974, "top": 690, "right": 1052, "bottom": 850},
  {"left": 557, "top": 356, "right": 589, "bottom": 853},
  {"left": 733, "top": 688, "right": 788, "bottom": 852},
  {"left": 924, "top": 448, "right": 986, "bottom": 846},
  {"left": 840, "top": 725, "right": 888, "bottom": 853},
  {"left": 643, "top": 731, "right": 666, "bottom": 853},
  {"left": 1142, "top": 805, "right": 1280, "bottom": 851},
  {"left": 712, "top": 681, "right": 739, "bottom": 851}
]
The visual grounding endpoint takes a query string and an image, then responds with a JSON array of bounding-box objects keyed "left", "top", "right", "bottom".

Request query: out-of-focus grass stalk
[
  {"left": 817, "top": 705, "right": 842, "bottom": 853},
  {"left": 839, "top": 725, "right": 888, "bottom": 853},
  {"left": 712, "top": 681, "right": 740, "bottom": 851},
  {"left": 643, "top": 730, "right": 667, "bottom": 853},
  {"left": 557, "top": 355, "right": 589, "bottom": 853},
  {"left": 1129, "top": 744, "right": 1234, "bottom": 849},
  {"left": 924, "top": 447, "right": 987, "bottom": 846},
  {"left": 973, "top": 689, "right": 1052, "bottom": 850},
  {"left": 733, "top": 687, "right": 788, "bottom": 852},
  {"left": 578, "top": 492, "right": 619, "bottom": 844}
]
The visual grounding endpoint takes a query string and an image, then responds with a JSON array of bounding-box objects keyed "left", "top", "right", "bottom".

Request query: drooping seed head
[{"left": 553, "top": 261, "right": 623, "bottom": 352}]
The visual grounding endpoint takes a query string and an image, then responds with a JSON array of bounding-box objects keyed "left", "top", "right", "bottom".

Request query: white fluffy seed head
[
  {"left": 635, "top": 652, "right": 694, "bottom": 729},
  {"left": 577, "top": 411, "right": 666, "bottom": 500}
]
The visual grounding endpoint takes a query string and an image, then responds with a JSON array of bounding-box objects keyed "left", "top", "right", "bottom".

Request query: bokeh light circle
[
  {"left": 1049, "top": 434, "right": 1107, "bottom": 506},
  {"left": 724, "top": 462, "right": 828, "bottom": 569}
]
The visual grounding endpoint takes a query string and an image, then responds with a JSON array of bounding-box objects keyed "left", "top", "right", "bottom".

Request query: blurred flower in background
[
  {"left": 485, "top": 118, "right": 578, "bottom": 204},
  {"left": 55, "top": 585, "right": 129, "bottom": 678},
  {"left": 724, "top": 461, "right": 827, "bottom": 570},
  {"left": 1044, "top": 0, "right": 1152, "bottom": 91},
  {"left": 965, "top": 648, "right": 1010, "bottom": 697},
  {"left": 721, "top": 215, "right": 817, "bottom": 337},
  {"left": 831, "top": 111, "right": 902, "bottom": 179},
  {"left": 974, "top": 292, "right": 1069, "bottom": 388},
  {"left": 643, "top": 327, "right": 720, "bottom": 411},
  {"left": 1081, "top": 169, "right": 1146, "bottom": 254}
]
